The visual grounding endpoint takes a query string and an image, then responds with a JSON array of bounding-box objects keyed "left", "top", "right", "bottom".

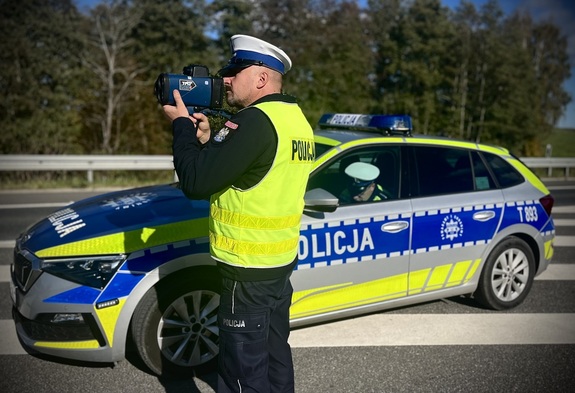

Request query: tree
[
  {"left": 209, "top": 0, "right": 258, "bottom": 59},
  {"left": 479, "top": 11, "right": 541, "bottom": 154},
  {"left": 309, "top": 1, "right": 375, "bottom": 117},
  {"left": 0, "top": 0, "right": 86, "bottom": 154},
  {"left": 451, "top": 1, "right": 480, "bottom": 139},
  {"left": 369, "top": 0, "right": 455, "bottom": 134},
  {"left": 400, "top": 0, "right": 455, "bottom": 134},
  {"left": 120, "top": 0, "right": 214, "bottom": 154},
  {"left": 245, "top": 0, "right": 374, "bottom": 123},
  {"left": 0, "top": 0, "right": 571, "bottom": 160},
  {"left": 368, "top": 0, "right": 404, "bottom": 113},
  {"left": 80, "top": 0, "right": 145, "bottom": 153},
  {"left": 130, "top": 0, "right": 213, "bottom": 73},
  {"left": 459, "top": 0, "right": 503, "bottom": 144},
  {"left": 529, "top": 18, "right": 571, "bottom": 134}
]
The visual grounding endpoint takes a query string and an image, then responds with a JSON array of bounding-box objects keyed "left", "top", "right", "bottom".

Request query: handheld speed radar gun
[{"left": 154, "top": 64, "right": 224, "bottom": 111}]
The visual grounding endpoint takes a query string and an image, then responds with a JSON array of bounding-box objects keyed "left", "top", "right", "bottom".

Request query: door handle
[
  {"left": 473, "top": 211, "right": 496, "bottom": 222},
  {"left": 381, "top": 221, "right": 409, "bottom": 233}
]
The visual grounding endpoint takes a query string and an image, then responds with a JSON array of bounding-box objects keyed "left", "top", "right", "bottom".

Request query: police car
[{"left": 10, "top": 113, "right": 555, "bottom": 376}]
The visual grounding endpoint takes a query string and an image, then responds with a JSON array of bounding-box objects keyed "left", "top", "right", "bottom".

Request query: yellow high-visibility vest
[{"left": 209, "top": 101, "right": 314, "bottom": 268}]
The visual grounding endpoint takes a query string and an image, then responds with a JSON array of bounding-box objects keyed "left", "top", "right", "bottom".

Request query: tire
[
  {"left": 475, "top": 236, "right": 535, "bottom": 310},
  {"left": 131, "top": 272, "right": 220, "bottom": 377}
]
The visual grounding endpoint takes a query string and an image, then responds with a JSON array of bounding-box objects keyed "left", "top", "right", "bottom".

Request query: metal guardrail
[
  {"left": 0, "top": 155, "right": 175, "bottom": 183},
  {"left": 521, "top": 157, "right": 575, "bottom": 177},
  {"left": 0, "top": 155, "right": 574, "bottom": 183}
]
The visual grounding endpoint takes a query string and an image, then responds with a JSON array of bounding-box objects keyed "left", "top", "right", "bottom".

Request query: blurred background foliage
[{"left": 0, "top": 0, "right": 572, "bottom": 160}]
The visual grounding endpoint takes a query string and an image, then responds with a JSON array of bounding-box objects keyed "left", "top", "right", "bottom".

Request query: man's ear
[{"left": 256, "top": 69, "right": 269, "bottom": 89}]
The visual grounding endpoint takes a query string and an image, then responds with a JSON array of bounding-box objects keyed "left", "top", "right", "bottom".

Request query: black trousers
[{"left": 217, "top": 274, "right": 294, "bottom": 393}]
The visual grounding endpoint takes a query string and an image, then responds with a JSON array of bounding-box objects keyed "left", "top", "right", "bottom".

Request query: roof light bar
[{"left": 318, "top": 113, "right": 413, "bottom": 136}]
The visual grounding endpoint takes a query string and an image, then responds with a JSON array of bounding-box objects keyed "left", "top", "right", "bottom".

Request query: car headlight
[{"left": 41, "top": 254, "right": 127, "bottom": 289}]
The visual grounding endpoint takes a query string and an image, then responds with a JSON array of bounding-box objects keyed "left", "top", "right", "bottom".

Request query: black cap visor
[{"left": 217, "top": 58, "right": 265, "bottom": 77}]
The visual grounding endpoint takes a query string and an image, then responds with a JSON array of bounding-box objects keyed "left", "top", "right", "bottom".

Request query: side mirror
[{"left": 304, "top": 188, "right": 339, "bottom": 213}]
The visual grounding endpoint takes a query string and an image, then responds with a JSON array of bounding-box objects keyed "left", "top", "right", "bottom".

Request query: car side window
[
  {"left": 411, "top": 146, "right": 475, "bottom": 196},
  {"left": 472, "top": 151, "right": 497, "bottom": 190},
  {"left": 307, "top": 146, "right": 401, "bottom": 205},
  {"left": 481, "top": 152, "right": 524, "bottom": 188}
]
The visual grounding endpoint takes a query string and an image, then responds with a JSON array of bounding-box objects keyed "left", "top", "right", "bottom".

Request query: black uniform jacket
[{"left": 172, "top": 93, "right": 300, "bottom": 281}]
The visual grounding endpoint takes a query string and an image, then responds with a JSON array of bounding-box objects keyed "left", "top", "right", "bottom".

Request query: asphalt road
[{"left": 0, "top": 182, "right": 574, "bottom": 393}]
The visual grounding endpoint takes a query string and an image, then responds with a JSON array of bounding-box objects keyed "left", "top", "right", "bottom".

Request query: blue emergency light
[{"left": 318, "top": 113, "right": 413, "bottom": 136}]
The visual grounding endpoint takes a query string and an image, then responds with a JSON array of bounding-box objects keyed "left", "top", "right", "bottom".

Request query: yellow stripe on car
[
  {"left": 36, "top": 218, "right": 209, "bottom": 257},
  {"left": 291, "top": 259, "right": 482, "bottom": 319},
  {"left": 313, "top": 135, "right": 340, "bottom": 147},
  {"left": 445, "top": 260, "right": 474, "bottom": 287},
  {"left": 507, "top": 157, "right": 550, "bottom": 195},
  {"left": 95, "top": 298, "right": 127, "bottom": 348},
  {"left": 35, "top": 340, "right": 100, "bottom": 349},
  {"left": 544, "top": 239, "right": 554, "bottom": 260},
  {"left": 290, "top": 273, "right": 408, "bottom": 319}
]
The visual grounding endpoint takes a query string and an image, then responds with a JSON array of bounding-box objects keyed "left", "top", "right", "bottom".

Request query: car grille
[
  {"left": 12, "top": 246, "right": 43, "bottom": 292},
  {"left": 13, "top": 249, "right": 32, "bottom": 289},
  {"left": 12, "top": 308, "right": 99, "bottom": 342}
]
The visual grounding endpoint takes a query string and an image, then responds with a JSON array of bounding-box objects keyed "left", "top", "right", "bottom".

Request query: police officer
[
  {"left": 339, "top": 162, "right": 389, "bottom": 203},
  {"left": 162, "top": 35, "right": 314, "bottom": 393}
]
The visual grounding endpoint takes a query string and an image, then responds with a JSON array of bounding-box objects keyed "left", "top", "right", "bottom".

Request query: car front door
[{"left": 290, "top": 145, "right": 412, "bottom": 325}]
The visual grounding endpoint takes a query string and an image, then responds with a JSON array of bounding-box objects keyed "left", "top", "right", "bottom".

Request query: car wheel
[
  {"left": 475, "top": 236, "right": 535, "bottom": 310},
  {"left": 131, "top": 273, "right": 220, "bottom": 376}
]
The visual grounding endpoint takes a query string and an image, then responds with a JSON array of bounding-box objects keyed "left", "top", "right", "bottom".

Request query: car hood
[{"left": 19, "top": 183, "right": 210, "bottom": 258}]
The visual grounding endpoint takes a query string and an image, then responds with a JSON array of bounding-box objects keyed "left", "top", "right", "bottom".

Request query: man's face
[{"left": 223, "top": 66, "right": 258, "bottom": 109}]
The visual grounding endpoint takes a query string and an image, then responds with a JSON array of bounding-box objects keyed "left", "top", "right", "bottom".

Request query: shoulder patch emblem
[{"left": 214, "top": 127, "right": 231, "bottom": 142}]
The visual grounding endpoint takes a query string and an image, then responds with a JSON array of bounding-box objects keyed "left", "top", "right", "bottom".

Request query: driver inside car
[{"left": 339, "top": 162, "right": 389, "bottom": 204}]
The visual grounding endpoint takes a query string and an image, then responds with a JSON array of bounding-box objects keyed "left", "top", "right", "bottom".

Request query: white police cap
[
  {"left": 345, "top": 162, "right": 380, "bottom": 182},
  {"left": 218, "top": 34, "right": 292, "bottom": 77}
]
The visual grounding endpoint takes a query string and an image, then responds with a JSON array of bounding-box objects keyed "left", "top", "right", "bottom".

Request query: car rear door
[{"left": 407, "top": 145, "right": 504, "bottom": 295}]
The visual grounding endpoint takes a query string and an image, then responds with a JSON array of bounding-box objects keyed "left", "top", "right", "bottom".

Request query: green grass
[
  {"left": 531, "top": 127, "right": 575, "bottom": 179},
  {"left": 542, "top": 127, "right": 575, "bottom": 157}
]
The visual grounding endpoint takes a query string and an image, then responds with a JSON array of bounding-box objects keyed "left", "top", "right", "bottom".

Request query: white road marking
[
  {"left": 536, "top": 264, "right": 575, "bottom": 280},
  {"left": 0, "top": 241, "right": 14, "bottom": 249},
  {"left": 0, "top": 265, "right": 8, "bottom": 282},
  {"left": 553, "top": 219, "right": 575, "bottom": 226},
  {"left": 554, "top": 236, "right": 575, "bottom": 247},
  {"left": 552, "top": 205, "right": 575, "bottom": 214},
  {"left": 289, "top": 313, "right": 575, "bottom": 347},
  {"left": 0, "top": 320, "right": 27, "bottom": 355},
  {"left": 547, "top": 185, "right": 575, "bottom": 191},
  {"left": 1, "top": 314, "right": 574, "bottom": 355}
]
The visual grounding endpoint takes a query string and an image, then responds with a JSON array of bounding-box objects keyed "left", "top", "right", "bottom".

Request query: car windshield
[{"left": 314, "top": 142, "right": 334, "bottom": 159}]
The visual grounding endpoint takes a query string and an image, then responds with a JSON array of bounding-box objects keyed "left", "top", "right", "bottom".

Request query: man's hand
[
  {"left": 163, "top": 90, "right": 211, "bottom": 144},
  {"left": 191, "top": 112, "right": 211, "bottom": 144},
  {"left": 162, "top": 90, "right": 190, "bottom": 121}
]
